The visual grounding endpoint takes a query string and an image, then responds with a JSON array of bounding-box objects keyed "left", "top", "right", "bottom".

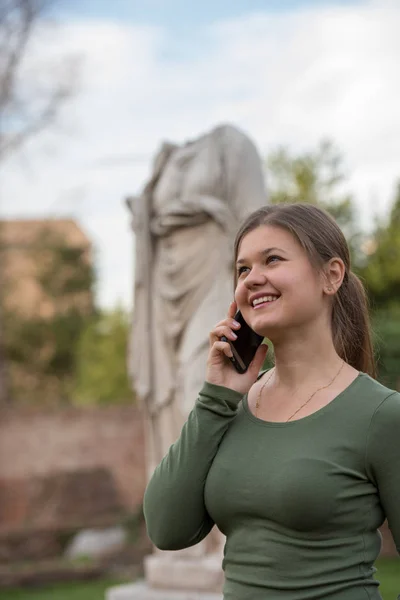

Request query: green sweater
[{"left": 143, "top": 373, "right": 400, "bottom": 599}]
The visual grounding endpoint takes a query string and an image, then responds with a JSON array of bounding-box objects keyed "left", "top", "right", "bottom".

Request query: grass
[
  {"left": 375, "top": 558, "right": 399, "bottom": 599},
  {"left": 0, "top": 577, "right": 128, "bottom": 600},
  {"left": 0, "top": 560, "right": 397, "bottom": 600}
]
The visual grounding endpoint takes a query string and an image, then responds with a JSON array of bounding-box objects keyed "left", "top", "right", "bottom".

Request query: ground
[{"left": 0, "top": 560, "right": 397, "bottom": 600}]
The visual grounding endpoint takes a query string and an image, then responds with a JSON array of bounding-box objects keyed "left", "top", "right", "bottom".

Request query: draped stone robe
[{"left": 128, "top": 124, "right": 267, "bottom": 481}]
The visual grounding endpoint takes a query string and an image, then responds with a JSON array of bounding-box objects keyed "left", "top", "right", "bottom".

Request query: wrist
[{"left": 201, "top": 381, "right": 244, "bottom": 405}]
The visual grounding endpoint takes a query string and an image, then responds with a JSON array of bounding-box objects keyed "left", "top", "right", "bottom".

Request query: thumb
[{"left": 248, "top": 343, "right": 268, "bottom": 377}]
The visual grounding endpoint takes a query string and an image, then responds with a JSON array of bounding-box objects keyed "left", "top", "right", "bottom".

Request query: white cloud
[{"left": 1, "top": 0, "right": 400, "bottom": 308}]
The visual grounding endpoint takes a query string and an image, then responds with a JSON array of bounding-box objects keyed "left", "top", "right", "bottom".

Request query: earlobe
[{"left": 324, "top": 284, "right": 335, "bottom": 296}]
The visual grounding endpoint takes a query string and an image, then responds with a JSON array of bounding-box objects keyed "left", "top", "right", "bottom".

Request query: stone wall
[{"left": 0, "top": 403, "right": 147, "bottom": 531}]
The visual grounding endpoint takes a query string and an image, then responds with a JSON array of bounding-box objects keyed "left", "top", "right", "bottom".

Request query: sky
[{"left": 1, "top": 0, "right": 399, "bottom": 309}]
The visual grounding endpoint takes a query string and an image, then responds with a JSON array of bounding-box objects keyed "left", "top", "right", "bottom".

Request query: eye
[
  {"left": 237, "top": 265, "right": 249, "bottom": 277},
  {"left": 266, "top": 255, "right": 281, "bottom": 264}
]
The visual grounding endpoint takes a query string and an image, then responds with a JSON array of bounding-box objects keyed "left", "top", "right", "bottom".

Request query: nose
[{"left": 243, "top": 266, "right": 267, "bottom": 289}]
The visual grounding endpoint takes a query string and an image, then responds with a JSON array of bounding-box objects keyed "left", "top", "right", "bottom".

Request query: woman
[{"left": 144, "top": 203, "right": 400, "bottom": 599}]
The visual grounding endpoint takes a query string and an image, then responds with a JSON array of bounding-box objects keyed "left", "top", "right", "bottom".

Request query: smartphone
[{"left": 221, "top": 310, "right": 264, "bottom": 374}]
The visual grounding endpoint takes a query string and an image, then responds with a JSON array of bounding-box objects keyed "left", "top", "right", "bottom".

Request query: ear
[{"left": 323, "top": 257, "right": 345, "bottom": 295}]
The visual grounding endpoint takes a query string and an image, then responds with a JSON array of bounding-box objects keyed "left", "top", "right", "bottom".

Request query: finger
[
  {"left": 212, "top": 310, "right": 241, "bottom": 332},
  {"left": 219, "top": 317, "right": 241, "bottom": 330},
  {"left": 212, "top": 317, "right": 240, "bottom": 330},
  {"left": 212, "top": 340, "right": 233, "bottom": 358},
  {"left": 209, "top": 323, "right": 239, "bottom": 344},
  {"left": 227, "top": 301, "right": 237, "bottom": 319},
  {"left": 210, "top": 325, "right": 238, "bottom": 343}
]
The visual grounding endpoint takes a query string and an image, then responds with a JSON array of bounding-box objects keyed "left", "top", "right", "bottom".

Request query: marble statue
[{"left": 123, "top": 123, "right": 267, "bottom": 597}]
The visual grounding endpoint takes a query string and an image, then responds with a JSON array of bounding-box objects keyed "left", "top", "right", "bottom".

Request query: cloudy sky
[{"left": 1, "top": 0, "right": 399, "bottom": 309}]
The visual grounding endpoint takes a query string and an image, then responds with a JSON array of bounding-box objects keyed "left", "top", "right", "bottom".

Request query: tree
[
  {"left": 266, "top": 139, "right": 363, "bottom": 265},
  {"left": 0, "top": 0, "right": 79, "bottom": 403},
  {"left": 0, "top": 0, "right": 79, "bottom": 161},
  {"left": 361, "top": 184, "right": 400, "bottom": 390},
  {"left": 359, "top": 182, "right": 400, "bottom": 311},
  {"left": 267, "top": 140, "right": 354, "bottom": 224},
  {"left": 73, "top": 308, "right": 133, "bottom": 406},
  {"left": 2, "top": 226, "right": 95, "bottom": 404},
  {"left": 373, "top": 311, "right": 400, "bottom": 390}
]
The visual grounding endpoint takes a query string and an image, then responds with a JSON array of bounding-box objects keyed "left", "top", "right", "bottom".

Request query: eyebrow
[{"left": 236, "top": 247, "right": 286, "bottom": 266}]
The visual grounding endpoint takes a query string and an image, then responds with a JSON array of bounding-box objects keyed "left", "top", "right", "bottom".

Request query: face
[{"left": 234, "top": 225, "right": 329, "bottom": 338}]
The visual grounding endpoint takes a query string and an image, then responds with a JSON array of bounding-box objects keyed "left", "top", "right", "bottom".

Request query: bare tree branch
[
  {"left": 0, "top": 0, "right": 49, "bottom": 109},
  {"left": 0, "top": 0, "right": 79, "bottom": 162},
  {"left": 0, "top": 0, "right": 79, "bottom": 403}
]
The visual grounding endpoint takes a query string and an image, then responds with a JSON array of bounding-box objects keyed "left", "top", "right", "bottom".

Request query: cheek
[
  {"left": 234, "top": 281, "right": 247, "bottom": 305},
  {"left": 284, "top": 269, "right": 319, "bottom": 295},
  {"left": 285, "top": 274, "right": 323, "bottom": 312},
  {"left": 234, "top": 284, "right": 241, "bottom": 303}
]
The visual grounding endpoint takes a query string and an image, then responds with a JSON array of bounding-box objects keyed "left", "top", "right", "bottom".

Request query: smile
[{"left": 252, "top": 295, "right": 280, "bottom": 309}]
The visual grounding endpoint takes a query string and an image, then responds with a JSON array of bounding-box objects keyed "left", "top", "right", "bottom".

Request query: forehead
[{"left": 237, "top": 225, "right": 301, "bottom": 257}]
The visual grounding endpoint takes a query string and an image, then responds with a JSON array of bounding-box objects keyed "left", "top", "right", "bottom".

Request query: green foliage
[
  {"left": 266, "top": 139, "right": 362, "bottom": 263},
  {"left": 265, "top": 141, "right": 400, "bottom": 387},
  {"left": 267, "top": 140, "right": 350, "bottom": 213},
  {"left": 3, "top": 228, "right": 94, "bottom": 404},
  {"left": 2, "top": 225, "right": 133, "bottom": 406},
  {"left": 72, "top": 307, "right": 133, "bottom": 405},
  {"left": 358, "top": 182, "right": 400, "bottom": 310},
  {"left": 39, "top": 246, "right": 94, "bottom": 298},
  {"left": 372, "top": 309, "right": 400, "bottom": 390},
  {"left": 5, "top": 309, "right": 86, "bottom": 376}
]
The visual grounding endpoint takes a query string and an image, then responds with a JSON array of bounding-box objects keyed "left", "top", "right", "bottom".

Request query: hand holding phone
[
  {"left": 221, "top": 310, "right": 264, "bottom": 374},
  {"left": 206, "top": 302, "right": 267, "bottom": 394}
]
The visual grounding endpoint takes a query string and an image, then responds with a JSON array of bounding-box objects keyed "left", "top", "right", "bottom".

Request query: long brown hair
[{"left": 234, "top": 203, "right": 376, "bottom": 377}]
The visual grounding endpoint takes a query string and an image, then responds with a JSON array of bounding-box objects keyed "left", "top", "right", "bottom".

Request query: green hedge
[{"left": 372, "top": 311, "right": 400, "bottom": 391}]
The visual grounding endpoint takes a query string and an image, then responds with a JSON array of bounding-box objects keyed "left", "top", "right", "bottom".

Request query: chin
[
  {"left": 246, "top": 312, "right": 282, "bottom": 337},
  {"left": 254, "top": 322, "right": 281, "bottom": 339}
]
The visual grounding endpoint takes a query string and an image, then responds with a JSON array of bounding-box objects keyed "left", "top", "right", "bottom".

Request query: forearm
[{"left": 143, "top": 381, "right": 243, "bottom": 550}]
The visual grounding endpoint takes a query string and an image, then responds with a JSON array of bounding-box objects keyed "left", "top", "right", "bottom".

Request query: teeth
[{"left": 252, "top": 296, "right": 279, "bottom": 307}]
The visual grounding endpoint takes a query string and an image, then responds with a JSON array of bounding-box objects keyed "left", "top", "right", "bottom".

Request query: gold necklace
[{"left": 255, "top": 360, "right": 345, "bottom": 422}]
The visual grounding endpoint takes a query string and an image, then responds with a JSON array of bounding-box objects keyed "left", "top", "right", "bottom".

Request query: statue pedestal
[
  {"left": 106, "top": 552, "right": 224, "bottom": 600},
  {"left": 106, "top": 582, "right": 222, "bottom": 600}
]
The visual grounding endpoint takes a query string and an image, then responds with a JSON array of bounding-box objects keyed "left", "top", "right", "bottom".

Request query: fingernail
[
  {"left": 232, "top": 320, "right": 240, "bottom": 327},
  {"left": 231, "top": 332, "right": 237, "bottom": 339}
]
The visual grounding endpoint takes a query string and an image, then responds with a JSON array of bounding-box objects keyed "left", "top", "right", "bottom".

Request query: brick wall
[{"left": 0, "top": 403, "right": 146, "bottom": 520}]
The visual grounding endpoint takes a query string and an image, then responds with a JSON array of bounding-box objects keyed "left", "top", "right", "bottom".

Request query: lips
[
  {"left": 249, "top": 292, "right": 280, "bottom": 308},
  {"left": 253, "top": 296, "right": 279, "bottom": 308}
]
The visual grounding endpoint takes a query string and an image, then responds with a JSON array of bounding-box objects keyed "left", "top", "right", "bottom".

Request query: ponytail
[{"left": 332, "top": 271, "right": 376, "bottom": 377}]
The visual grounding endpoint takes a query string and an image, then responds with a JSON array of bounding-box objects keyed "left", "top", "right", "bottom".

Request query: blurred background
[{"left": 0, "top": 0, "right": 399, "bottom": 598}]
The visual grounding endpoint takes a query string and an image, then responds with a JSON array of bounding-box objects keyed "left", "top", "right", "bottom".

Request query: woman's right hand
[{"left": 206, "top": 301, "right": 268, "bottom": 395}]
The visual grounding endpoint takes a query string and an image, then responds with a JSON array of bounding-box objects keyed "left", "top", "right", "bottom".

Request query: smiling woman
[
  {"left": 143, "top": 202, "right": 400, "bottom": 600},
  {"left": 233, "top": 204, "right": 375, "bottom": 376}
]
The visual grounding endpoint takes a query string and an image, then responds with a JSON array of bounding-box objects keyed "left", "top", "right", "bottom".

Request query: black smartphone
[{"left": 221, "top": 310, "right": 264, "bottom": 374}]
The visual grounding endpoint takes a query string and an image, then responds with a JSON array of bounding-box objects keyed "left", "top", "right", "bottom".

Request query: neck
[{"left": 271, "top": 320, "right": 343, "bottom": 389}]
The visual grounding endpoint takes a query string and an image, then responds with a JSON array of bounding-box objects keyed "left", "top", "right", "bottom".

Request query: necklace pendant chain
[{"left": 255, "top": 360, "right": 345, "bottom": 422}]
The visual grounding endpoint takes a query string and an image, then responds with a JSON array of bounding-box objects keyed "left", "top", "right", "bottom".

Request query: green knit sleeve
[
  {"left": 366, "top": 391, "right": 400, "bottom": 555},
  {"left": 143, "top": 381, "right": 243, "bottom": 551}
]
